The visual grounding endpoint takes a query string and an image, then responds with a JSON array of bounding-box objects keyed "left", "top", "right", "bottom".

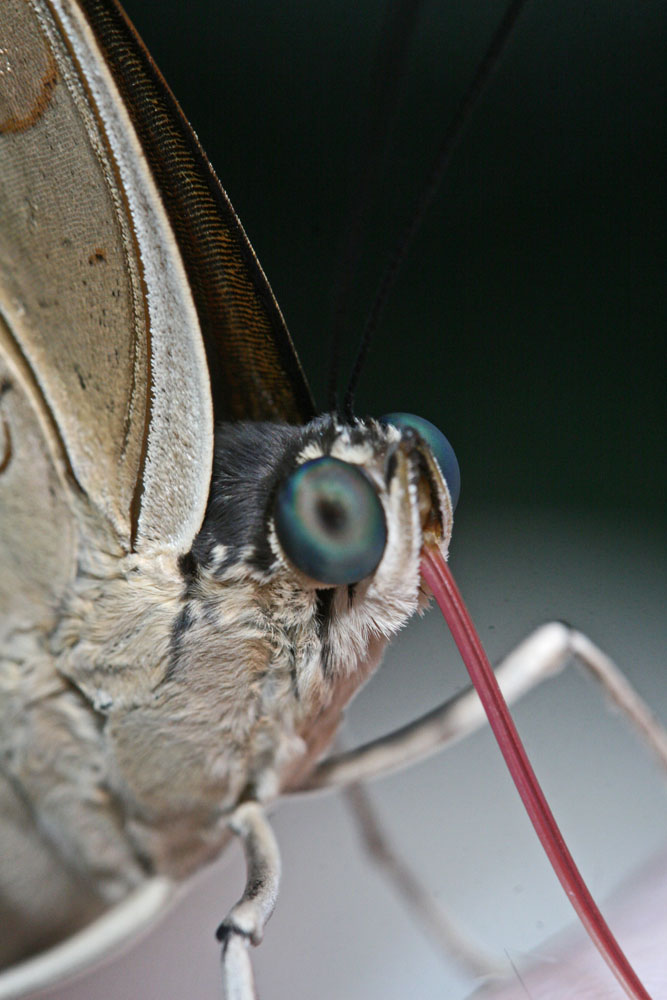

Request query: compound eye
[
  {"left": 381, "top": 412, "right": 460, "bottom": 510},
  {"left": 274, "top": 456, "right": 387, "bottom": 584}
]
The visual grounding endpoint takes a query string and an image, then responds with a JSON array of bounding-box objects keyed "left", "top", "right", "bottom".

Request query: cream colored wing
[{"left": 0, "top": 0, "right": 213, "bottom": 554}]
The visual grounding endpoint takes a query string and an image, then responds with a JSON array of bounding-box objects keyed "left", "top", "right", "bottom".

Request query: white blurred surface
[
  {"left": 33, "top": 507, "right": 666, "bottom": 1000},
  {"left": 473, "top": 850, "right": 667, "bottom": 998}
]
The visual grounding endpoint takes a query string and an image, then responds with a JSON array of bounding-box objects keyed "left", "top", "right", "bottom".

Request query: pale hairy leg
[
  {"left": 300, "top": 622, "right": 667, "bottom": 793},
  {"left": 218, "top": 802, "right": 281, "bottom": 1000},
  {"left": 342, "top": 780, "right": 503, "bottom": 979}
]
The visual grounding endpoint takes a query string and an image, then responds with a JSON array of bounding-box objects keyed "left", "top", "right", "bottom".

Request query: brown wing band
[{"left": 78, "top": 0, "right": 315, "bottom": 425}]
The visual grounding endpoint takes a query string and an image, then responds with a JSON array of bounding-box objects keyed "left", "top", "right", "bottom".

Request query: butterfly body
[
  {"left": 1, "top": 280, "right": 451, "bottom": 966},
  {"left": 2, "top": 0, "right": 438, "bottom": 966}
]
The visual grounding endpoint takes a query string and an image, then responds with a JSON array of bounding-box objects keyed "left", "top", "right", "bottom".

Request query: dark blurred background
[{"left": 121, "top": 0, "right": 664, "bottom": 518}]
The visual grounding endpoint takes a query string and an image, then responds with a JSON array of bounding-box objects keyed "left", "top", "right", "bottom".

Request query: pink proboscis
[{"left": 420, "top": 545, "right": 649, "bottom": 1000}]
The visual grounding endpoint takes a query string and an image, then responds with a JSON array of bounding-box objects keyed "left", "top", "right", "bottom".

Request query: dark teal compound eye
[
  {"left": 274, "top": 456, "right": 387, "bottom": 584},
  {"left": 381, "top": 412, "right": 461, "bottom": 510}
]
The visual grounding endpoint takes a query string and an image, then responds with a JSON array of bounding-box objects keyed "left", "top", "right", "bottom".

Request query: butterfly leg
[
  {"left": 217, "top": 801, "right": 281, "bottom": 1000},
  {"left": 342, "top": 779, "right": 502, "bottom": 978},
  {"left": 301, "top": 622, "right": 667, "bottom": 791}
]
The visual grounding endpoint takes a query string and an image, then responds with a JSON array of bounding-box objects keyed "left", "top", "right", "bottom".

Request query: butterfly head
[{"left": 190, "top": 414, "right": 458, "bottom": 673}]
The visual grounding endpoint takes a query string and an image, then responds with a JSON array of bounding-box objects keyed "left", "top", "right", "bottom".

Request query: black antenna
[
  {"left": 326, "top": 0, "right": 426, "bottom": 414},
  {"left": 343, "top": 0, "right": 531, "bottom": 420}
]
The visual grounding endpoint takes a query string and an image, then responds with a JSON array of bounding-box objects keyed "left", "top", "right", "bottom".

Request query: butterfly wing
[
  {"left": 1, "top": 0, "right": 207, "bottom": 552},
  {"left": 0, "top": 0, "right": 314, "bottom": 557}
]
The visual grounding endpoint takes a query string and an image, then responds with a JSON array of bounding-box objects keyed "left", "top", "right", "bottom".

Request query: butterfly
[{"left": 0, "top": 1, "right": 664, "bottom": 999}]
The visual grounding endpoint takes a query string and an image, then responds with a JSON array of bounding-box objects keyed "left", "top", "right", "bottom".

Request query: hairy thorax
[
  {"left": 30, "top": 416, "right": 437, "bottom": 888},
  {"left": 51, "top": 535, "right": 399, "bottom": 881}
]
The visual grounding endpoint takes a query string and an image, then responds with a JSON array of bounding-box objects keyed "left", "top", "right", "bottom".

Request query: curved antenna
[
  {"left": 326, "top": 0, "right": 425, "bottom": 414},
  {"left": 343, "top": 0, "right": 531, "bottom": 421}
]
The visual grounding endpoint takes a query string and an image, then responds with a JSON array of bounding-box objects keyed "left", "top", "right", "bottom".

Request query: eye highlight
[
  {"left": 274, "top": 457, "right": 387, "bottom": 585},
  {"left": 381, "top": 412, "right": 460, "bottom": 510}
]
